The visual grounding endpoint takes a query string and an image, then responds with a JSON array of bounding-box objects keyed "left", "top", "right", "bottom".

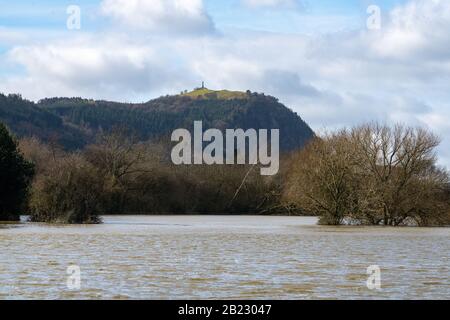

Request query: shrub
[{"left": 29, "top": 154, "right": 102, "bottom": 224}]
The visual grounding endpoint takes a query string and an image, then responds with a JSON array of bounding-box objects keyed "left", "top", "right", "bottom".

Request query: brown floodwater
[{"left": 0, "top": 216, "right": 448, "bottom": 300}]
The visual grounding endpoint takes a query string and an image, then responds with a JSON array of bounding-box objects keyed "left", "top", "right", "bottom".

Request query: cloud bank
[{"left": 1, "top": 0, "right": 450, "bottom": 165}]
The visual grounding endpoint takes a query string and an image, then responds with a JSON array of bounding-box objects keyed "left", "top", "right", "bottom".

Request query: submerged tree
[
  {"left": 29, "top": 154, "right": 102, "bottom": 224},
  {"left": 0, "top": 123, "right": 35, "bottom": 221},
  {"left": 283, "top": 131, "right": 363, "bottom": 225},
  {"left": 284, "top": 123, "right": 450, "bottom": 226},
  {"left": 351, "top": 124, "right": 446, "bottom": 226}
]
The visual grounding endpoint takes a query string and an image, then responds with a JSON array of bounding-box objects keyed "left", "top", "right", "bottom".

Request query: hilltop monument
[{"left": 192, "top": 82, "right": 206, "bottom": 91}]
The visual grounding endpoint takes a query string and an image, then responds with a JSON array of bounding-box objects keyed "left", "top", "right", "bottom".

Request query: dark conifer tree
[{"left": 0, "top": 123, "right": 35, "bottom": 221}]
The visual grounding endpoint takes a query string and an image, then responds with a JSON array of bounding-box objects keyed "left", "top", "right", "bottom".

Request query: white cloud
[
  {"left": 371, "top": 0, "right": 450, "bottom": 60},
  {"left": 2, "top": 34, "right": 196, "bottom": 101},
  {"left": 1, "top": 0, "right": 450, "bottom": 166},
  {"left": 100, "top": 0, "right": 214, "bottom": 34}
]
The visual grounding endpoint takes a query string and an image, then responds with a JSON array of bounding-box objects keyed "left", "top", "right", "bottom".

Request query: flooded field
[{"left": 0, "top": 216, "right": 448, "bottom": 300}]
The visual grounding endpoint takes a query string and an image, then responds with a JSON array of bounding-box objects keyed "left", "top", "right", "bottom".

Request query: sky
[{"left": 1, "top": 0, "right": 450, "bottom": 166}]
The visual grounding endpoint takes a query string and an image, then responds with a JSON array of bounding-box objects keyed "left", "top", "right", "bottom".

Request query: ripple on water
[{"left": 0, "top": 216, "right": 449, "bottom": 299}]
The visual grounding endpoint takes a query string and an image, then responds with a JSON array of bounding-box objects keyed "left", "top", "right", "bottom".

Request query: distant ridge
[
  {"left": 181, "top": 87, "right": 248, "bottom": 100},
  {"left": 0, "top": 89, "right": 315, "bottom": 152}
]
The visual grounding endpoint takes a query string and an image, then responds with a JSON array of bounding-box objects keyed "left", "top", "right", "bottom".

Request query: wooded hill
[{"left": 0, "top": 89, "right": 315, "bottom": 151}]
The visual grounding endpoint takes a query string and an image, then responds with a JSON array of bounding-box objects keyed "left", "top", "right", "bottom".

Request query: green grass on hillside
[{"left": 182, "top": 88, "right": 248, "bottom": 100}]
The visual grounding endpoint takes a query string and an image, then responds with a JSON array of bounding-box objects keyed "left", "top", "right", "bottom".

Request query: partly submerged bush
[
  {"left": 284, "top": 123, "right": 450, "bottom": 226},
  {"left": 29, "top": 154, "right": 102, "bottom": 224}
]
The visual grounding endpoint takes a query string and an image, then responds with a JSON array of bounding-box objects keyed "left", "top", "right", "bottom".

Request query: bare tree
[
  {"left": 351, "top": 123, "right": 442, "bottom": 225},
  {"left": 283, "top": 131, "right": 362, "bottom": 225},
  {"left": 283, "top": 123, "right": 450, "bottom": 226}
]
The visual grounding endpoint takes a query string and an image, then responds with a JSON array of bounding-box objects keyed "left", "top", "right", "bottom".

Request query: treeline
[
  {"left": 283, "top": 123, "right": 450, "bottom": 226},
  {"left": 0, "top": 93, "right": 87, "bottom": 148},
  {"left": 1, "top": 121, "right": 449, "bottom": 226},
  {"left": 18, "top": 128, "right": 282, "bottom": 223}
]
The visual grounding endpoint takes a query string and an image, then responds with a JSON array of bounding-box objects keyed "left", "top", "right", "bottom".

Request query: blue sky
[
  {"left": 207, "top": 0, "right": 405, "bottom": 32},
  {"left": 1, "top": 0, "right": 450, "bottom": 166},
  {"left": 0, "top": 0, "right": 407, "bottom": 32}
]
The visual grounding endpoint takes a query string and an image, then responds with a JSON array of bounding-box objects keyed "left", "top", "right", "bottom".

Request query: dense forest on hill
[
  {"left": 2, "top": 89, "right": 447, "bottom": 226},
  {"left": 0, "top": 89, "right": 315, "bottom": 151},
  {"left": 0, "top": 94, "right": 87, "bottom": 148}
]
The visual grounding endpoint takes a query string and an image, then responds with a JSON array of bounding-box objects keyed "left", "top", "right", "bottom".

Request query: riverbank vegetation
[
  {"left": 1, "top": 121, "right": 449, "bottom": 226},
  {"left": 283, "top": 124, "right": 450, "bottom": 226},
  {"left": 19, "top": 129, "right": 281, "bottom": 223}
]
